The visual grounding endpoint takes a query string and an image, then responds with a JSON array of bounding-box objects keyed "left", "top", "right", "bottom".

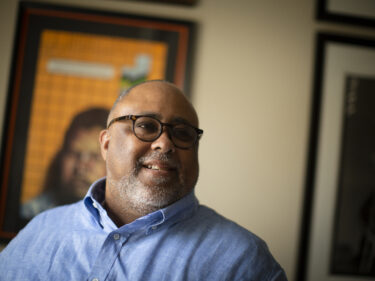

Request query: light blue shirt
[{"left": 0, "top": 178, "right": 287, "bottom": 280}]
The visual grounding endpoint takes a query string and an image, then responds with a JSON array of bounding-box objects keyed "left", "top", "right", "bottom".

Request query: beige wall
[{"left": 1, "top": 0, "right": 375, "bottom": 280}]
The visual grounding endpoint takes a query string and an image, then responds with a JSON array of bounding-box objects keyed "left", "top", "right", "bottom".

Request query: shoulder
[
  {"left": 27, "top": 201, "right": 84, "bottom": 228},
  {"left": 1, "top": 202, "right": 84, "bottom": 256},
  {"left": 181, "top": 205, "right": 288, "bottom": 280},
  {"left": 0, "top": 201, "right": 94, "bottom": 280},
  {"left": 193, "top": 205, "right": 263, "bottom": 243}
]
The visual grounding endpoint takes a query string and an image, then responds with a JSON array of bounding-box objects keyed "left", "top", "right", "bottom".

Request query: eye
[
  {"left": 136, "top": 121, "right": 158, "bottom": 132},
  {"left": 134, "top": 117, "right": 160, "bottom": 136},
  {"left": 173, "top": 126, "right": 196, "bottom": 142}
]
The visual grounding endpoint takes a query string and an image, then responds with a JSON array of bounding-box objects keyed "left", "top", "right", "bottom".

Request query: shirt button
[
  {"left": 92, "top": 278, "right": 99, "bottom": 281},
  {"left": 113, "top": 233, "right": 120, "bottom": 240},
  {"left": 152, "top": 226, "right": 157, "bottom": 230}
]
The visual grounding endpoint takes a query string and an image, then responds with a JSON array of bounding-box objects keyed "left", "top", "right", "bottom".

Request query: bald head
[{"left": 108, "top": 80, "right": 199, "bottom": 128}]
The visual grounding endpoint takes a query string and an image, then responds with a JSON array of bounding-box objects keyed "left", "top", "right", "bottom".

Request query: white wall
[{"left": 1, "top": 0, "right": 375, "bottom": 280}]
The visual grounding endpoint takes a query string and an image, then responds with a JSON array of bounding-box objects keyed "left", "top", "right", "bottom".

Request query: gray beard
[{"left": 109, "top": 153, "right": 187, "bottom": 215}]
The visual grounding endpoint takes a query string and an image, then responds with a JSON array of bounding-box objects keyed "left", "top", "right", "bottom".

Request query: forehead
[{"left": 113, "top": 82, "right": 198, "bottom": 126}]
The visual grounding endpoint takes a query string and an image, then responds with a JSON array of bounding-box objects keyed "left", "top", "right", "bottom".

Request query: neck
[
  {"left": 103, "top": 198, "right": 147, "bottom": 226},
  {"left": 104, "top": 183, "right": 158, "bottom": 226}
]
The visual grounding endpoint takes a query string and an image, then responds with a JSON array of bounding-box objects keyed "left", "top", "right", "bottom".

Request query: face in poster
[{"left": 17, "top": 30, "right": 168, "bottom": 220}]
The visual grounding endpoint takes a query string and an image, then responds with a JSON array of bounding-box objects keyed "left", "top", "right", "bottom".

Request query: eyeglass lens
[{"left": 134, "top": 116, "right": 198, "bottom": 148}]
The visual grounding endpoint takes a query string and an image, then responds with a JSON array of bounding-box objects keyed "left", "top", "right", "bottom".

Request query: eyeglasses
[{"left": 107, "top": 115, "right": 203, "bottom": 149}]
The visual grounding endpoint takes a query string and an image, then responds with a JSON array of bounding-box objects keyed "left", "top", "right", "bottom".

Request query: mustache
[{"left": 136, "top": 151, "right": 180, "bottom": 170}]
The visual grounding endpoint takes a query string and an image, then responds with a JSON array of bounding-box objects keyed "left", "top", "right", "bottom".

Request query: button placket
[{"left": 87, "top": 232, "right": 126, "bottom": 281}]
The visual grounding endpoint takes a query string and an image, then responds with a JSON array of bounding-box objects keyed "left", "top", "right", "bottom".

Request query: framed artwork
[
  {"left": 297, "top": 33, "right": 375, "bottom": 281},
  {"left": 317, "top": 0, "right": 375, "bottom": 28},
  {"left": 0, "top": 1, "right": 195, "bottom": 240}
]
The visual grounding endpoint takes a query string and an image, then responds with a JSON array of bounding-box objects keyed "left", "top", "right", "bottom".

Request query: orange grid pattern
[{"left": 21, "top": 29, "right": 167, "bottom": 202}]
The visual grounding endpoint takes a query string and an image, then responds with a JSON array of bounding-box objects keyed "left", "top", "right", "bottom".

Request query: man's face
[
  {"left": 62, "top": 126, "right": 106, "bottom": 199},
  {"left": 100, "top": 82, "right": 199, "bottom": 213}
]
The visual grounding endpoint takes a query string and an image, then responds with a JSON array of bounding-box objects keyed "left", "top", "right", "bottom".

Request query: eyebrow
[
  {"left": 171, "top": 117, "right": 192, "bottom": 125},
  {"left": 138, "top": 112, "right": 161, "bottom": 119}
]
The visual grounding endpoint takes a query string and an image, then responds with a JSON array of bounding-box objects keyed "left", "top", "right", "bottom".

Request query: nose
[{"left": 150, "top": 127, "right": 175, "bottom": 153}]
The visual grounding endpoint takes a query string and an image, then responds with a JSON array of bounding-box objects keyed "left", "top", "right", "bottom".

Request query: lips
[{"left": 142, "top": 162, "right": 177, "bottom": 172}]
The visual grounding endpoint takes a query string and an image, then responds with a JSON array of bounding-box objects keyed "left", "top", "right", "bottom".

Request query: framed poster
[
  {"left": 0, "top": 1, "right": 195, "bottom": 240},
  {"left": 317, "top": 0, "right": 375, "bottom": 28},
  {"left": 297, "top": 33, "right": 375, "bottom": 281}
]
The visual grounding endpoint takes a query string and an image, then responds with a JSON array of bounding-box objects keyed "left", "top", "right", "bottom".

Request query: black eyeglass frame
[{"left": 107, "top": 115, "right": 203, "bottom": 149}]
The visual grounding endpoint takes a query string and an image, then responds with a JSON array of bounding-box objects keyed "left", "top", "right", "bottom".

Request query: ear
[{"left": 99, "top": 129, "right": 110, "bottom": 161}]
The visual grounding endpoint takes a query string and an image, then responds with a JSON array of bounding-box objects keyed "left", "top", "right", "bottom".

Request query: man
[
  {"left": 0, "top": 80, "right": 288, "bottom": 280},
  {"left": 21, "top": 108, "right": 108, "bottom": 219}
]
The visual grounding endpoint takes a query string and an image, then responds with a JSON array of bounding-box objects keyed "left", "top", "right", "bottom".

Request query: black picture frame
[
  {"left": 297, "top": 33, "right": 375, "bottom": 281},
  {"left": 0, "top": 1, "right": 195, "bottom": 241},
  {"left": 317, "top": 0, "right": 375, "bottom": 28}
]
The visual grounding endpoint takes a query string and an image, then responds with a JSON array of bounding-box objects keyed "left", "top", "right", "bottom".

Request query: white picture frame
[{"left": 297, "top": 33, "right": 375, "bottom": 281}]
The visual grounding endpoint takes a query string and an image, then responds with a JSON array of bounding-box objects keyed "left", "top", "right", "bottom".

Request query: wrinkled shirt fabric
[{"left": 0, "top": 178, "right": 288, "bottom": 281}]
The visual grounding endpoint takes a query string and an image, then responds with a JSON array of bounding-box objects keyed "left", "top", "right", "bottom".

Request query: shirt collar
[
  {"left": 84, "top": 177, "right": 117, "bottom": 231},
  {"left": 83, "top": 177, "right": 199, "bottom": 234}
]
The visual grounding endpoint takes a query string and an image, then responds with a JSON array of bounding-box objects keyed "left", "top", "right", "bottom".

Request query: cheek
[
  {"left": 180, "top": 150, "right": 199, "bottom": 183},
  {"left": 106, "top": 134, "right": 147, "bottom": 178}
]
